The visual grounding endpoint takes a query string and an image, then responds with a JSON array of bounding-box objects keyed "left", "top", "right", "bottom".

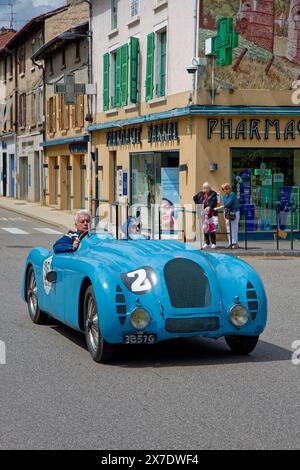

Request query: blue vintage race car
[{"left": 22, "top": 232, "right": 267, "bottom": 363}]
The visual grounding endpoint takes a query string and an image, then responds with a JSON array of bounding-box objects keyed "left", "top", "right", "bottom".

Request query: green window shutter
[
  {"left": 159, "top": 31, "right": 167, "bottom": 97},
  {"left": 103, "top": 53, "right": 110, "bottom": 111},
  {"left": 114, "top": 48, "right": 122, "bottom": 108},
  {"left": 121, "top": 44, "right": 129, "bottom": 107},
  {"left": 130, "top": 37, "right": 139, "bottom": 104},
  {"left": 146, "top": 32, "right": 155, "bottom": 102}
]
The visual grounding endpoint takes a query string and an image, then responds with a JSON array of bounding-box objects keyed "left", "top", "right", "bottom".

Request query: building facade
[
  {"left": 89, "top": 0, "right": 300, "bottom": 239},
  {"left": 90, "top": 0, "right": 199, "bottom": 233},
  {"left": 34, "top": 21, "right": 90, "bottom": 211},
  {"left": 0, "top": 28, "right": 16, "bottom": 198}
]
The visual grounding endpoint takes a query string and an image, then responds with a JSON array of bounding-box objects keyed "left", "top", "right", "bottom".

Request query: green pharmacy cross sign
[{"left": 207, "top": 18, "right": 239, "bottom": 67}]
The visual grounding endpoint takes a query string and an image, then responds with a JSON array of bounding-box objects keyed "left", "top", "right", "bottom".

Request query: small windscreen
[{"left": 164, "top": 258, "right": 211, "bottom": 309}]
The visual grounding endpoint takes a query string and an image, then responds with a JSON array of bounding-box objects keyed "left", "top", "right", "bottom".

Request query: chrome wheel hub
[
  {"left": 28, "top": 272, "right": 37, "bottom": 317},
  {"left": 86, "top": 296, "right": 99, "bottom": 351}
]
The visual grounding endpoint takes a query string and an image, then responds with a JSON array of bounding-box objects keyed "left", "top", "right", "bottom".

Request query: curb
[
  {"left": 0, "top": 202, "right": 70, "bottom": 232},
  {"left": 215, "top": 250, "right": 300, "bottom": 258}
]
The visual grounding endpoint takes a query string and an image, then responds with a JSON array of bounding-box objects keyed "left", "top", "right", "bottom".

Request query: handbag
[{"left": 225, "top": 209, "right": 236, "bottom": 221}]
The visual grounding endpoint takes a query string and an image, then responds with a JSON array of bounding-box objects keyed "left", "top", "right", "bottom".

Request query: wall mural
[{"left": 200, "top": 0, "right": 300, "bottom": 90}]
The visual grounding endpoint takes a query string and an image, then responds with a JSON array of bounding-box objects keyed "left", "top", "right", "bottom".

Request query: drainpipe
[
  {"left": 192, "top": 0, "right": 199, "bottom": 96},
  {"left": 83, "top": 0, "right": 93, "bottom": 215},
  {"left": 32, "top": 56, "right": 46, "bottom": 205}
]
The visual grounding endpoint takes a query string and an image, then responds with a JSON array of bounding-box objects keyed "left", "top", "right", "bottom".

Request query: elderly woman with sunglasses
[{"left": 217, "top": 183, "right": 240, "bottom": 249}]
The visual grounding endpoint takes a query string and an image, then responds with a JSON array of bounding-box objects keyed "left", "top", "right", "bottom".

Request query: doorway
[
  {"left": 19, "top": 157, "right": 29, "bottom": 200},
  {"left": 2, "top": 153, "right": 7, "bottom": 197},
  {"left": 9, "top": 154, "right": 15, "bottom": 197}
]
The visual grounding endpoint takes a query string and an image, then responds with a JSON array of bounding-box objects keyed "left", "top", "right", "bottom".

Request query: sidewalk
[
  {"left": 0, "top": 197, "right": 300, "bottom": 257},
  {"left": 0, "top": 197, "right": 75, "bottom": 232}
]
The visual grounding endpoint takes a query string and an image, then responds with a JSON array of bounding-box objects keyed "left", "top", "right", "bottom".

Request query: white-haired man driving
[{"left": 53, "top": 210, "right": 91, "bottom": 254}]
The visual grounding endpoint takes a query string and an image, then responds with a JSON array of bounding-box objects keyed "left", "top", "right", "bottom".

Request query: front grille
[
  {"left": 165, "top": 317, "right": 220, "bottom": 333},
  {"left": 164, "top": 259, "right": 211, "bottom": 309},
  {"left": 247, "top": 282, "right": 258, "bottom": 321}
]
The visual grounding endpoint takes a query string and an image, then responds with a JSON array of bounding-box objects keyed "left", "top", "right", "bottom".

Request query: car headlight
[
  {"left": 130, "top": 308, "right": 151, "bottom": 330},
  {"left": 229, "top": 304, "right": 249, "bottom": 328}
]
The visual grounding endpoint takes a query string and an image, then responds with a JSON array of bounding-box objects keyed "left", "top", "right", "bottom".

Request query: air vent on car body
[
  {"left": 247, "top": 282, "right": 258, "bottom": 321},
  {"left": 116, "top": 285, "right": 127, "bottom": 326}
]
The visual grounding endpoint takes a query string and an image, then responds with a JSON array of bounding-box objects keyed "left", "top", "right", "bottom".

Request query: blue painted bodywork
[{"left": 22, "top": 234, "right": 267, "bottom": 344}]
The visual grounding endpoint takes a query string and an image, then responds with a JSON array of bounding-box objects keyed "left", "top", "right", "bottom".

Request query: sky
[{"left": 0, "top": 0, "right": 66, "bottom": 30}]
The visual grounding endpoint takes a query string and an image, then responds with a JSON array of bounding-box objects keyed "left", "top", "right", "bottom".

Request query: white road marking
[
  {"left": 34, "top": 228, "right": 62, "bottom": 235},
  {"left": 0, "top": 217, "right": 26, "bottom": 222},
  {"left": 1, "top": 228, "right": 29, "bottom": 234}
]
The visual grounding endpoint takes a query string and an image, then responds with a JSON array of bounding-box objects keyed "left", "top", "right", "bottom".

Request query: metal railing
[{"left": 92, "top": 201, "right": 299, "bottom": 251}]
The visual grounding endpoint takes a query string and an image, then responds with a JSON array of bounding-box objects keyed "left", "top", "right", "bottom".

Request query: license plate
[{"left": 124, "top": 334, "right": 157, "bottom": 345}]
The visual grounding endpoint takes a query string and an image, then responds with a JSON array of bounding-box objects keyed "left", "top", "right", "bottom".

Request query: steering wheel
[{"left": 79, "top": 231, "right": 89, "bottom": 242}]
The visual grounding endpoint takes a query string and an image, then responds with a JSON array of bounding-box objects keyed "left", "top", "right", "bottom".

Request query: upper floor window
[
  {"left": 18, "top": 45, "right": 25, "bottom": 75},
  {"left": 49, "top": 56, "right": 54, "bottom": 75},
  {"left": 111, "top": 0, "right": 118, "bottom": 30},
  {"left": 146, "top": 29, "right": 167, "bottom": 101},
  {"left": 19, "top": 93, "right": 26, "bottom": 127},
  {"left": 130, "top": 0, "right": 139, "bottom": 18},
  {"left": 75, "top": 40, "right": 81, "bottom": 61},
  {"left": 62, "top": 48, "right": 66, "bottom": 69}
]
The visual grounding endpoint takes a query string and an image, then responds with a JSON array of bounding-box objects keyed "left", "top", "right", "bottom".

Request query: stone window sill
[
  {"left": 148, "top": 96, "right": 167, "bottom": 106},
  {"left": 153, "top": 1, "right": 168, "bottom": 13},
  {"left": 127, "top": 16, "right": 140, "bottom": 28},
  {"left": 108, "top": 28, "right": 119, "bottom": 39},
  {"left": 124, "top": 103, "right": 138, "bottom": 112},
  {"left": 105, "top": 109, "right": 118, "bottom": 117}
]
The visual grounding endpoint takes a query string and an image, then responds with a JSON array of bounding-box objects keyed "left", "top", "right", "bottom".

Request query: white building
[{"left": 90, "top": 0, "right": 200, "bottom": 211}]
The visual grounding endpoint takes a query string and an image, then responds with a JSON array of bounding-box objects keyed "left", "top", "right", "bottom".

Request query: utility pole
[{"left": 2, "top": 3, "right": 15, "bottom": 29}]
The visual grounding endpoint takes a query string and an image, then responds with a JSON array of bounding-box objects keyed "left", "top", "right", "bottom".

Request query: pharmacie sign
[{"left": 208, "top": 118, "right": 300, "bottom": 140}]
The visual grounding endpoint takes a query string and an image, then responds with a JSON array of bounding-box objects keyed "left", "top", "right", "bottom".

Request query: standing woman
[
  {"left": 193, "top": 182, "right": 218, "bottom": 249},
  {"left": 219, "top": 183, "right": 240, "bottom": 249}
]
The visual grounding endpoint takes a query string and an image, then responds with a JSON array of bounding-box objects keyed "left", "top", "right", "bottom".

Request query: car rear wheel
[
  {"left": 84, "top": 286, "right": 114, "bottom": 363},
  {"left": 27, "top": 266, "right": 48, "bottom": 325},
  {"left": 225, "top": 335, "right": 259, "bottom": 355}
]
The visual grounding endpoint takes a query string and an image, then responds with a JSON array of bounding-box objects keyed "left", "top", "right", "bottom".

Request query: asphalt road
[{"left": 0, "top": 206, "right": 299, "bottom": 450}]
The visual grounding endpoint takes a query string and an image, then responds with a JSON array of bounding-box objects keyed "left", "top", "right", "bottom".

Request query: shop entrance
[
  {"left": 130, "top": 152, "right": 180, "bottom": 207},
  {"left": 231, "top": 148, "right": 300, "bottom": 234},
  {"left": 19, "top": 156, "right": 28, "bottom": 200},
  {"left": 9, "top": 154, "right": 15, "bottom": 197},
  {"left": 2, "top": 153, "right": 7, "bottom": 197}
]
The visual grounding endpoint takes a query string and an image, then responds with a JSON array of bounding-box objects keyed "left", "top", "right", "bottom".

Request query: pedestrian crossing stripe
[
  {"left": 34, "top": 228, "right": 62, "bottom": 235},
  {"left": 1, "top": 228, "right": 29, "bottom": 234},
  {"left": 0, "top": 227, "right": 63, "bottom": 235}
]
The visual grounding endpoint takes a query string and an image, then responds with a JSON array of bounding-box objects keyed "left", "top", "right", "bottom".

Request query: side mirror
[{"left": 46, "top": 271, "right": 57, "bottom": 283}]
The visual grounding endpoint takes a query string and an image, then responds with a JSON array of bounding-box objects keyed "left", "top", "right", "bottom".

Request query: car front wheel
[
  {"left": 27, "top": 266, "right": 48, "bottom": 324},
  {"left": 84, "top": 286, "right": 114, "bottom": 363},
  {"left": 225, "top": 335, "right": 259, "bottom": 355}
]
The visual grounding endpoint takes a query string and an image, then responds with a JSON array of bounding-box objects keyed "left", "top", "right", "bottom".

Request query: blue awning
[
  {"left": 41, "top": 134, "right": 90, "bottom": 148},
  {"left": 88, "top": 105, "right": 300, "bottom": 132}
]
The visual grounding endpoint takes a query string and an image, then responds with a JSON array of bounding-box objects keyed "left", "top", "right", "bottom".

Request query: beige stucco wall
[{"left": 45, "top": 3, "right": 89, "bottom": 42}]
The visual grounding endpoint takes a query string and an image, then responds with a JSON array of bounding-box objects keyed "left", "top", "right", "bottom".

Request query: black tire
[
  {"left": 26, "top": 266, "right": 48, "bottom": 325},
  {"left": 225, "top": 335, "right": 259, "bottom": 355},
  {"left": 84, "top": 286, "right": 114, "bottom": 363}
]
